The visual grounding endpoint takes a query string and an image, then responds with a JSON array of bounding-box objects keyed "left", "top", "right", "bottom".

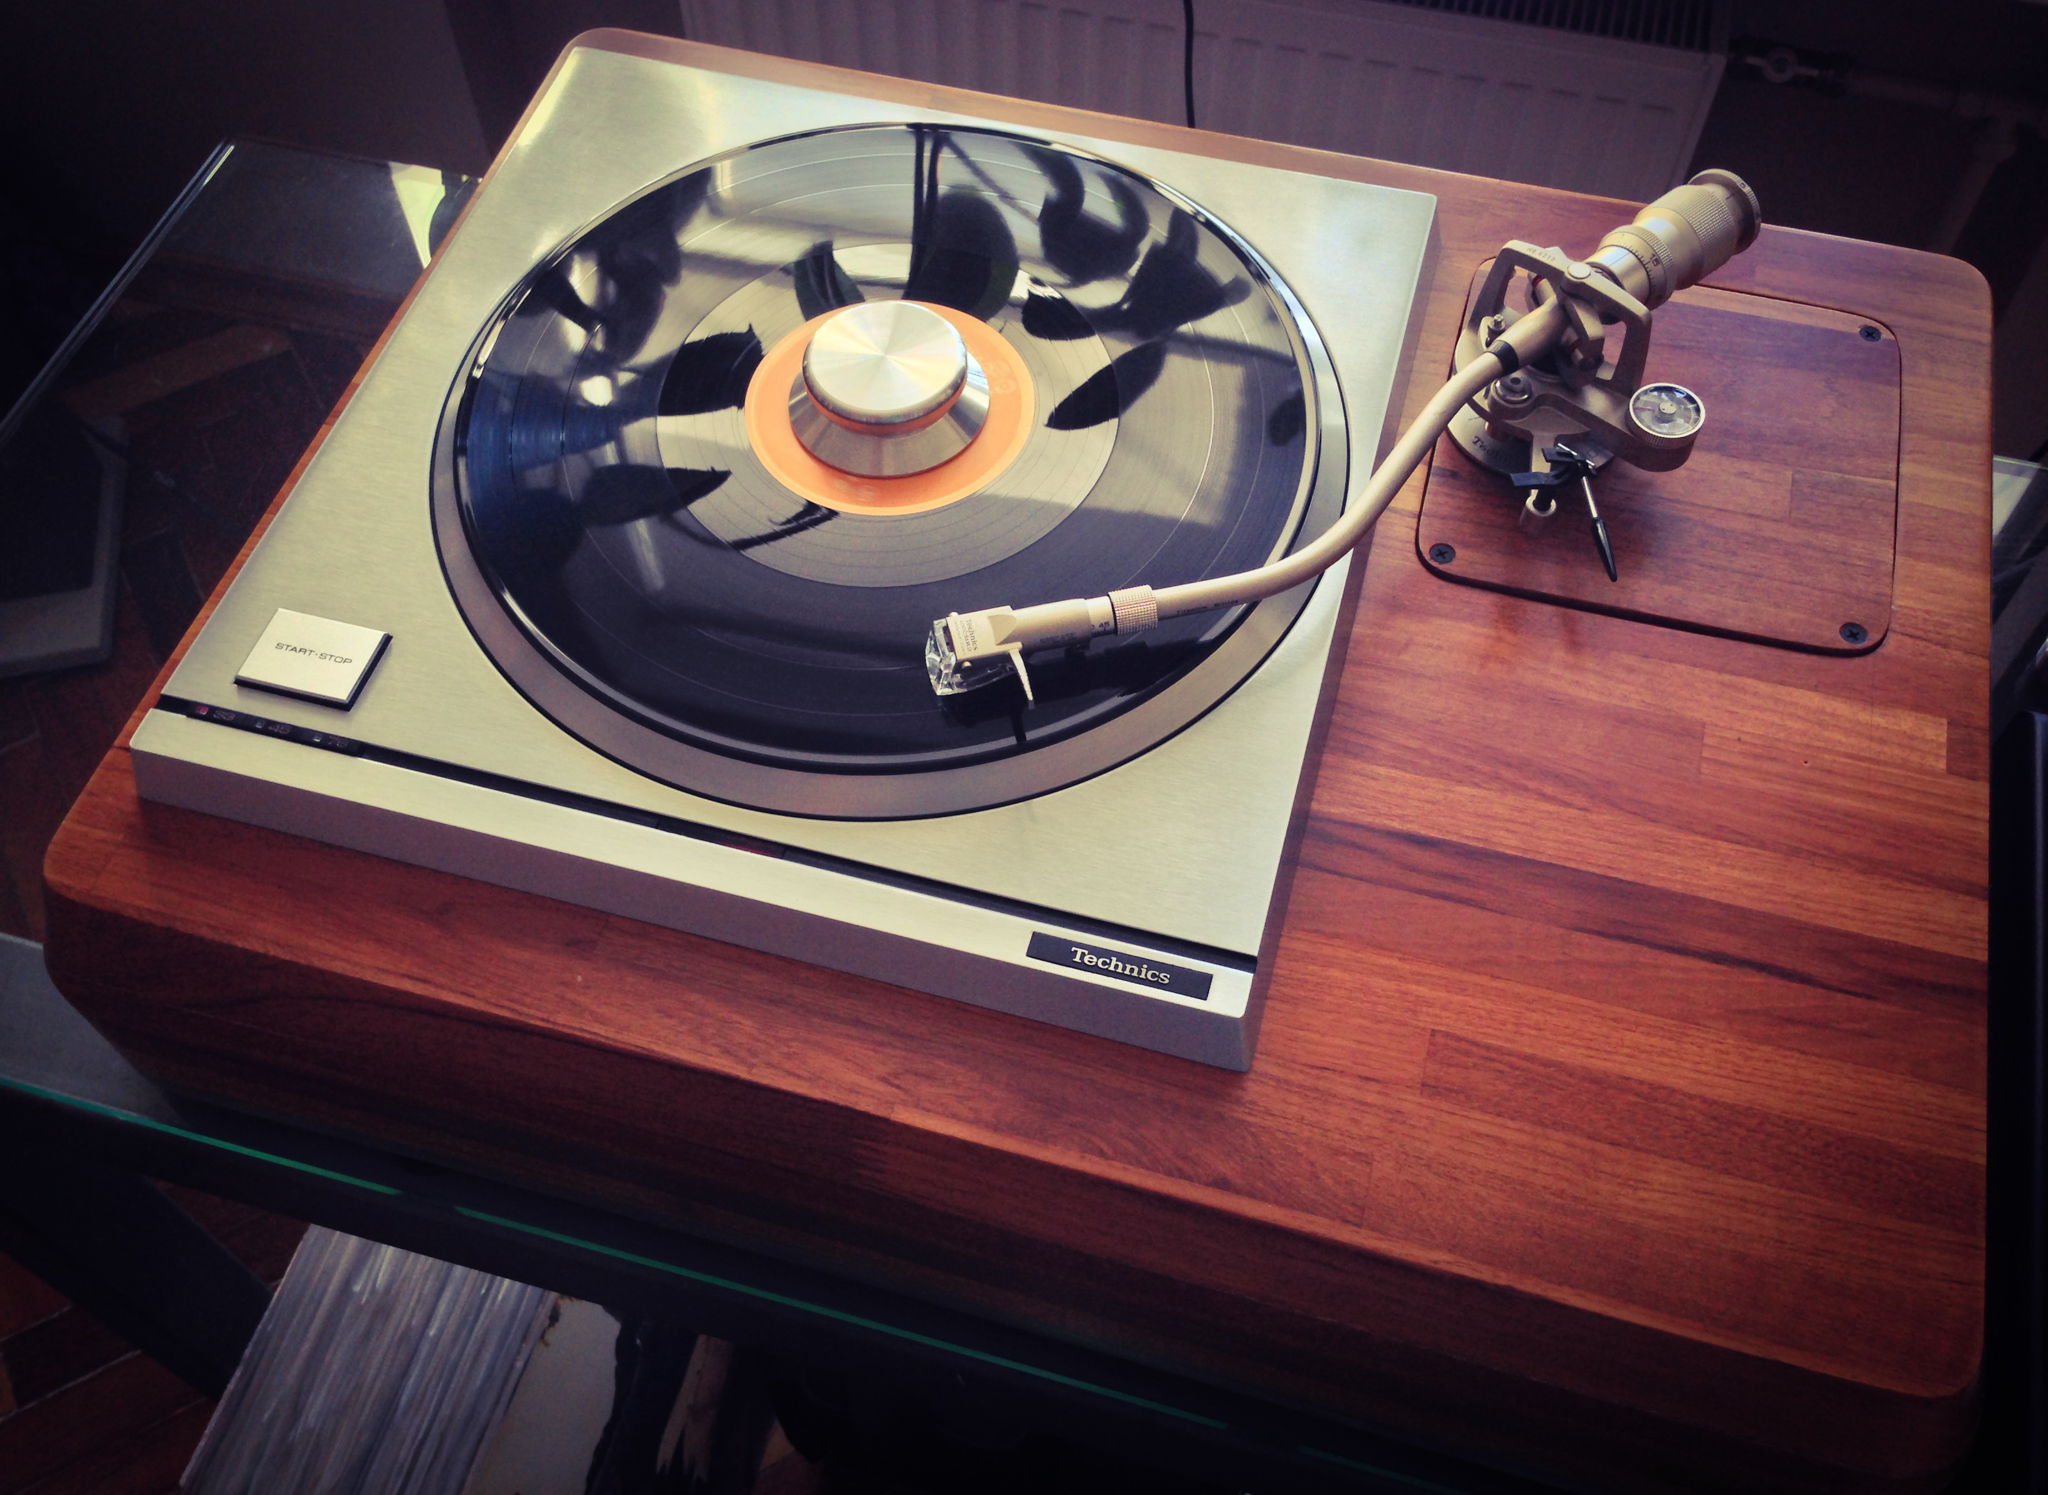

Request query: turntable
[
  {"left": 42, "top": 28, "right": 1994, "bottom": 1493},
  {"left": 126, "top": 35, "right": 1436, "bottom": 1068}
]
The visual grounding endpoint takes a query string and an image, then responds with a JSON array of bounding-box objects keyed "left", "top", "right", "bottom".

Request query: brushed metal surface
[
  {"left": 134, "top": 710, "right": 1259, "bottom": 1068},
  {"left": 158, "top": 43, "right": 1434, "bottom": 959}
]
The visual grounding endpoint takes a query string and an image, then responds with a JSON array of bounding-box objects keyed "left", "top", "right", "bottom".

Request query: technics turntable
[
  {"left": 131, "top": 34, "right": 1437, "bottom": 1068},
  {"left": 52, "top": 34, "right": 1993, "bottom": 1490}
]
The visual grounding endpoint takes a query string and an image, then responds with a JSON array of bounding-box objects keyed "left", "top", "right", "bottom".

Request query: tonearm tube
[{"left": 927, "top": 169, "right": 1763, "bottom": 700}]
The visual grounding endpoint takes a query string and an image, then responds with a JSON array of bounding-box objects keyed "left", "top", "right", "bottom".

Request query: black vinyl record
[{"left": 431, "top": 124, "right": 1347, "bottom": 818}]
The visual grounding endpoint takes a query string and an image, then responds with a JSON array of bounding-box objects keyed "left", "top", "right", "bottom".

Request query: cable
[{"left": 1181, "top": 0, "right": 1197, "bottom": 129}]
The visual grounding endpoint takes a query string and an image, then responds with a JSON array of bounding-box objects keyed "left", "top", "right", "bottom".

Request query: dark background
[{"left": 2, "top": 0, "right": 2046, "bottom": 459}]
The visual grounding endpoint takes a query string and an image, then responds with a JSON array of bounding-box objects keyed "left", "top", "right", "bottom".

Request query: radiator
[{"left": 675, "top": 0, "right": 1727, "bottom": 201}]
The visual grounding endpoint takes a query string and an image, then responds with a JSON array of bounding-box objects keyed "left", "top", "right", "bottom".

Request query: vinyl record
[{"left": 432, "top": 124, "right": 1347, "bottom": 817}]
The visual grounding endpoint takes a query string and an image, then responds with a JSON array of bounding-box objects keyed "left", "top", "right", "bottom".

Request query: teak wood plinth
[{"left": 41, "top": 34, "right": 1990, "bottom": 1495}]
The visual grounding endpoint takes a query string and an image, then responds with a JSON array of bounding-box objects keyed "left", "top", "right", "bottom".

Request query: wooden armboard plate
[{"left": 1418, "top": 269, "right": 1901, "bottom": 653}]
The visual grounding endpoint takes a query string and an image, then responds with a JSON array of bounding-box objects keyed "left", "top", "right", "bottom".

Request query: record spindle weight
[{"left": 789, "top": 301, "right": 991, "bottom": 478}]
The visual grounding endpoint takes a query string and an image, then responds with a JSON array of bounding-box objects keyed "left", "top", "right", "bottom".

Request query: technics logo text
[
  {"left": 1025, "top": 933, "right": 1212, "bottom": 1000},
  {"left": 1069, "top": 946, "right": 1170, "bottom": 984}
]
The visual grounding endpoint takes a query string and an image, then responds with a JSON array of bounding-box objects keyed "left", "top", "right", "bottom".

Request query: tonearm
[{"left": 927, "top": 170, "right": 1763, "bottom": 699}]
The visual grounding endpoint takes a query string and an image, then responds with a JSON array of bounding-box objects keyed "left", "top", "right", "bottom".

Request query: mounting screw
[
  {"left": 1840, "top": 621, "right": 1868, "bottom": 644},
  {"left": 1858, "top": 325, "right": 1882, "bottom": 342},
  {"left": 1428, "top": 543, "right": 1456, "bottom": 565}
]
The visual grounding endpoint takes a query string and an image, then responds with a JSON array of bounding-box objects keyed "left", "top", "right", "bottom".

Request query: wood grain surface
[
  {"left": 40, "top": 33, "right": 1992, "bottom": 1495},
  {"left": 1418, "top": 274, "right": 1904, "bottom": 652}
]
